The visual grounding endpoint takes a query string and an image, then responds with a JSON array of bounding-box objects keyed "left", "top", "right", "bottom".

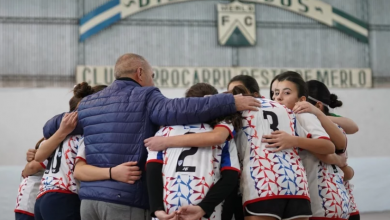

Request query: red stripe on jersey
[
  {"left": 243, "top": 195, "right": 310, "bottom": 208},
  {"left": 221, "top": 167, "right": 241, "bottom": 174},
  {"left": 318, "top": 136, "right": 331, "bottom": 140},
  {"left": 307, "top": 133, "right": 312, "bottom": 138},
  {"left": 75, "top": 156, "right": 86, "bottom": 163},
  {"left": 37, "top": 189, "right": 75, "bottom": 199},
  {"left": 309, "top": 217, "right": 347, "bottom": 220},
  {"left": 215, "top": 124, "right": 234, "bottom": 140},
  {"left": 40, "top": 162, "right": 46, "bottom": 169},
  {"left": 349, "top": 211, "right": 360, "bottom": 216},
  {"left": 146, "top": 159, "right": 164, "bottom": 165},
  {"left": 14, "top": 209, "right": 34, "bottom": 216}
]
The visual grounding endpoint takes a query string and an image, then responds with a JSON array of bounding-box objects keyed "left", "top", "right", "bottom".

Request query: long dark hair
[
  {"left": 69, "top": 82, "right": 107, "bottom": 111},
  {"left": 306, "top": 80, "right": 343, "bottom": 116},
  {"left": 185, "top": 83, "right": 245, "bottom": 131},
  {"left": 228, "top": 75, "right": 260, "bottom": 97},
  {"left": 35, "top": 137, "right": 45, "bottom": 150},
  {"left": 276, "top": 71, "right": 308, "bottom": 98}
]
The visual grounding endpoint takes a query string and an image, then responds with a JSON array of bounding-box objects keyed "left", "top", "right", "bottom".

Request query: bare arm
[
  {"left": 341, "top": 166, "right": 355, "bottom": 181},
  {"left": 313, "top": 153, "right": 347, "bottom": 168},
  {"left": 74, "top": 160, "right": 109, "bottom": 181},
  {"left": 35, "top": 112, "right": 77, "bottom": 162},
  {"left": 144, "top": 127, "right": 230, "bottom": 151},
  {"left": 316, "top": 112, "right": 347, "bottom": 150},
  {"left": 293, "top": 102, "right": 346, "bottom": 150},
  {"left": 74, "top": 160, "right": 141, "bottom": 184},
  {"left": 263, "top": 131, "right": 335, "bottom": 154},
  {"left": 22, "top": 161, "right": 45, "bottom": 177},
  {"left": 328, "top": 116, "right": 359, "bottom": 134}
]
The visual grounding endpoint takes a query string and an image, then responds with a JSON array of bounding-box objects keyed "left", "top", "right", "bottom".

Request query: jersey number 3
[{"left": 263, "top": 111, "right": 279, "bottom": 131}]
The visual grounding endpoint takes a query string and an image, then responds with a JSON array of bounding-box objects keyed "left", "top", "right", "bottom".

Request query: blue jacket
[{"left": 43, "top": 78, "right": 236, "bottom": 209}]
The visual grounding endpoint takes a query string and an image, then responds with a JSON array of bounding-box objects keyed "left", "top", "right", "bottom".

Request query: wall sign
[
  {"left": 76, "top": 66, "right": 372, "bottom": 89},
  {"left": 79, "top": 0, "right": 368, "bottom": 43}
]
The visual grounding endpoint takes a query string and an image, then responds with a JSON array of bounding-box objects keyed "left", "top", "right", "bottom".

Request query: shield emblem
[
  {"left": 217, "top": 1, "right": 256, "bottom": 46},
  {"left": 178, "top": 160, "right": 183, "bottom": 166}
]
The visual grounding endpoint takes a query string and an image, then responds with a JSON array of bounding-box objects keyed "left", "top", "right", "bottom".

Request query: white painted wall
[
  {"left": 0, "top": 87, "right": 389, "bottom": 220},
  {"left": 1, "top": 87, "right": 389, "bottom": 166}
]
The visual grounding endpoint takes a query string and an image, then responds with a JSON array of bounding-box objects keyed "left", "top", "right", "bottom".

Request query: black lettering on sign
[
  {"left": 358, "top": 70, "right": 366, "bottom": 86},
  {"left": 104, "top": 68, "right": 114, "bottom": 84},
  {"left": 139, "top": 0, "right": 149, "bottom": 8},
  {"left": 83, "top": 67, "right": 92, "bottom": 84},
  {"left": 281, "top": 0, "right": 291, "bottom": 7},
  {"left": 182, "top": 69, "right": 190, "bottom": 86},
  {"left": 193, "top": 70, "right": 200, "bottom": 84},
  {"left": 316, "top": 71, "right": 329, "bottom": 85},
  {"left": 261, "top": 70, "right": 269, "bottom": 86},
  {"left": 348, "top": 70, "right": 357, "bottom": 87},
  {"left": 222, "top": 16, "right": 229, "bottom": 25},
  {"left": 298, "top": 0, "right": 309, "bottom": 12},
  {"left": 245, "top": 16, "right": 253, "bottom": 26},
  {"left": 340, "top": 70, "right": 348, "bottom": 87},
  {"left": 161, "top": 69, "right": 169, "bottom": 86},
  {"left": 213, "top": 69, "right": 221, "bottom": 86},
  {"left": 202, "top": 69, "right": 211, "bottom": 84},
  {"left": 331, "top": 70, "right": 338, "bottom": 87},
  {"left": 171, "top": 69, "right": 180, "bottom": 87},
  {"left": 153, "top": 68, "right": 159, "bottom": 86},
  {"left": 93, "top": 69, "right": 98, "bottom": 85}
]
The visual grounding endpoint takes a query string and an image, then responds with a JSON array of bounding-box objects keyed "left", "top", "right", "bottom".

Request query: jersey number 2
[{"left": 175, "top": 132, "right": 198, "bottom": 172}]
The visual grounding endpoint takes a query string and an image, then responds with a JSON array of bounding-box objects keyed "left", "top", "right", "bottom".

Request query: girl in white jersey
[
  {"left": 144, "top": 83, "right": 242, "bottom": 220},
  {"left": 14, "top": 138, "right": 47, "bottom": 220},
  {"left": 33, "top": 83, "right": 106, "bottom": 220},
  {"left": 270, "top": 74, "right": 359, "bottom": 135},
  {"left": 265, "top": 72, "right": 350, "bottom": 220},
  {"left": 301, "top": 80, "right": 359, "bottom": 220},
  {"left": 146, "top": 83, "right": 335, "bottom": 220}
]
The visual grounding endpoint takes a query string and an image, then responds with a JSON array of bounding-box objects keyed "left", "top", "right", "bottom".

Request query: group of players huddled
[{"left": 15, "top": 59, "right": 359, "bottom": 220}]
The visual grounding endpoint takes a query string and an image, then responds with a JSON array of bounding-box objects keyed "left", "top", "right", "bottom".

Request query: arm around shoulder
[{"left": 147, "top": 89, "right": 236, "bottom": 126}]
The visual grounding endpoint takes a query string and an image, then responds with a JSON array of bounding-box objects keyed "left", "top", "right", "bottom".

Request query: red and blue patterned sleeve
[
  {"left": 215, "top": 121, "right": 235, "bottom": 140},
  {"left": 220, "top": 140, "right": 241, "bottom": 173}
]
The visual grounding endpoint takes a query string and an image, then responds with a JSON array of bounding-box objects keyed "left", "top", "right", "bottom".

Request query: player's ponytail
[
  {"left": 69, "top": 82, "right": 107, "bottom": 112},
  {"left": 306, "top": 80, "right": 342, "bottom": 115},
  {"left": 35, "top": 137, "right": 45, "bottom": 150}
]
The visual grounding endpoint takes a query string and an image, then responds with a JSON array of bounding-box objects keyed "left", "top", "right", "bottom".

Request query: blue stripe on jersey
[
  {"left": 294, "top": 117, "right": 298, "bottom": 136},
  {"left": 157, "top": 151, "right": 164, "bottom": 161},
  {"left": 220, "top": 141, "right": 231, "bottom": 168},
  {"left": 232, "top": 130, "right": 236, "bottom": 138}
]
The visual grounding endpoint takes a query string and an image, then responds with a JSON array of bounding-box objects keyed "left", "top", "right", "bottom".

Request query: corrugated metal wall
[{"left": 0, "top": 0, "right": 389, "bottom": 86}]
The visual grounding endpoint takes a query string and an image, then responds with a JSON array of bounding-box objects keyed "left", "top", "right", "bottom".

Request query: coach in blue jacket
[{"left": 43, "top": 53, "right": 260, "bottom": 220}]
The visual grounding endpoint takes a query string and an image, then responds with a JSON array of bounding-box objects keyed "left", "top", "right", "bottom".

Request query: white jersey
[
  {"left": 236, "top": 99, "right": 310, "bottom": 209},
  {"left": 297, "top": 118, "right": 349, "bottom": 219},
  {"left": 38, "top": 135, "right": 82, "bottom": 198},
  {"left": 147, "top": 123, "right": 240, "bottom": 220},
  {"left": 344, "top": 180, "right": 359, "bottom": 216},
  {"left": 14, "top": 162, "right": 47, "bottom": 216}
]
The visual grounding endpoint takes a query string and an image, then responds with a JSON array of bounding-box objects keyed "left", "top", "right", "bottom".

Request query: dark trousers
[
  {"left": 15, "top": 213, "right": 34, "bottom": 220},
  {"left": 221, "top": 183, "right": 244, "bottom": 220},
  {"left": 34, "top": 192, "right": 81, "bottom": 220}
]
